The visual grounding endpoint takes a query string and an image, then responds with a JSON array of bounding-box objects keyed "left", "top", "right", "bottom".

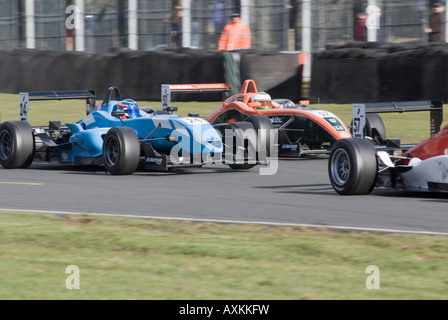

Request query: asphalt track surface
[{"left": 1, "top": 157, "right": 448, "bottom": 235}]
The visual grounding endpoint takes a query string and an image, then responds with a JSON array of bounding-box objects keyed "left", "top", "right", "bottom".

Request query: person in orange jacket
[
  {"left": 218, "top": 13, "right": 251, "bottom": 51},
  {"left": 218, "top": 13, "right": 251, "bottom": 94}
]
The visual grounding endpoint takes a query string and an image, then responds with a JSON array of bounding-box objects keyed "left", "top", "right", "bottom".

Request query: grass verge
[{"left": 1, "top": 211, "right": 448, "bottom": 300}]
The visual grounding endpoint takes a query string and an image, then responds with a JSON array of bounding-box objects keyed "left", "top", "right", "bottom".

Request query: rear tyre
[
  {"left": 103, "top": 127, "right": 140, "bottom": 175},
  {"left": 224, "top": 121, "right": 257, "bottom": 170},
  {"left": 228, "top": 163, "right": 256, "bottom": 170},
  {"left": 0, "top": 121, "right": 35, "bottom": 169},
  {"left": 328, "top": 138, "right": 377, "bottom": 195},
  {"left": 365, "top": 113, "right": 386, "bottom": 145},
  {"left": 244, "top": 115, "right": 274, "bottom": 159},
  {"left": 350, "top": 113, "right": 386, "bottom": 145}
]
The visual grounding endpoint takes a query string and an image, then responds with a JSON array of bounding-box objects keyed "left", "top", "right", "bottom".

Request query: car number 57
[{"left": 352, "top": 104, "right": 366, "bottom": 138}]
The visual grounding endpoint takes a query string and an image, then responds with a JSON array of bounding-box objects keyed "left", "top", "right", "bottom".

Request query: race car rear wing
[
  {"left": 19, "top": 90, "right": 96, "bottom": 122},
  {"left": 352, "top": 100, "right": 444, "bottom": 139},
  {"left": 161, "top": 83, "right": 231, "bottom": 110}
]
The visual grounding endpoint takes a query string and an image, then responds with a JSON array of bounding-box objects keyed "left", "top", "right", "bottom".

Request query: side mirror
[{"left": 166, "top": 106, "right": 178, "bottom": 113}]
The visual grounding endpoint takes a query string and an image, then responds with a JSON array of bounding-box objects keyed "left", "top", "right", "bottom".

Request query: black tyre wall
[{"left": 0, "top": 49, "right": 302, "bottom": 102}]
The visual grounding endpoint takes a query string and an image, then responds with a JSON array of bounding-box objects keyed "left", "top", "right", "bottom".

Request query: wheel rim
[
  {"left": 104, "top": 136, "right": 120, "bottom": 166},
  {"left": 0, "top": 130, "right": 12, "bottom": 161},
  {"left": 331, "top": 149, "right": 351, "bottom": 185}
]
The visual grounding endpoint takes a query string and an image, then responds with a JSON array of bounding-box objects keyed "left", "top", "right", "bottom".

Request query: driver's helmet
[
  {"left": 251, "top": 92, "right": 272, "bottom": 107},
  {"left": 117, "top": 99, "right": 140, "bottom": 118}
]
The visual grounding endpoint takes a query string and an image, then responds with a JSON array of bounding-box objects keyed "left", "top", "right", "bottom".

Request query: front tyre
[
  {"left": 0, "top": 121, "right": 35, "bottom": 169},
  {"left": 103, "top": 127, "right": 140, "bottom": 175},
  {"left": 328, "top": 138, "right": 377, "bottom": 195}
]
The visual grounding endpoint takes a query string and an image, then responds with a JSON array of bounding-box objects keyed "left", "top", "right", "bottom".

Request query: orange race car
[{"left": 162, "top": 79, "right": 352, "bottom": 157}]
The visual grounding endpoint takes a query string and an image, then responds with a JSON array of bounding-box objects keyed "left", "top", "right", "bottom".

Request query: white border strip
[{"left": 1, "top": 208, "right": 448, "bottom": 236}]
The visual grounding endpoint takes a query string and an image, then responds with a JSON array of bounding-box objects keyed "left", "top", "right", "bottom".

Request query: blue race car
[{"left": 0, "top": 87, "right": 271, "bottom": 174}]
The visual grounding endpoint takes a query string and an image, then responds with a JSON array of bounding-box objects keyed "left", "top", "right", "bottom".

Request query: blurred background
[
  {"left": 0, "top": 0, "right": 445, "bottom": 102},
  {"left": 0, "top": 0, "right": 441, "bottom": 53}
]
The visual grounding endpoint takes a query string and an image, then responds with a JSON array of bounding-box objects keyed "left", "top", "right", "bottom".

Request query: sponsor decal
[
  {"left": 146, "top": 158, "right": 163, "bottom": 165},
  {"left": 183, "top": 117, "right": 208, "bottom": 124},
  {"left": 83, "top": 114, "right": 95, "bottom": 126},
  {"left": 270, "top": 116, "right": 283, "bottom": 124},
  {"left": 282, "top": 144, "right": 298, "bottom": 151},
  {"left": 60, "top": 152, "right": 69, "bottom": 161},
  {"left": 324, "top": 117, "right": 346, "bottom": 132},
  {"left": 438, "top": 161, "right": 448, "bottom": 180}
]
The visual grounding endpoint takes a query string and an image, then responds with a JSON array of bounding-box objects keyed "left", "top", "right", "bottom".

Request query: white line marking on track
[
  {"left": 0, "top": 182, "right": 45, "bottom": 186},
  {"left": 1, "top": 208, "right": 447, "bottom": 236}
]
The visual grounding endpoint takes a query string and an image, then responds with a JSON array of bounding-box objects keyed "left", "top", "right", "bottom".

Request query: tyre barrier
[
  {"left": 311, "top": 42, "right": 448, "bottom": 103},
  {"left": 0, "top": 48, "right": 303, "bottom": 102}
]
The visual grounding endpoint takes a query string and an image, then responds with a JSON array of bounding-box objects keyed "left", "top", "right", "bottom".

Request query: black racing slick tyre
[
  {"left": 103, "top": 127, "right": 140, "bottom": 175},
  {"left": 328, "top": 138, "right": 377, "bottom": 195},
  {"left": 365, "top": 113, "right": 386, "bottom": 145},
  {"left": 224, "top": 121, "right": 257, "bottom": 170},
  {"left": 350, "top": 113, "right": 386, "bottom": 145},
  {"left": 244, "top": 115, "right": 275, "bottom": 158},
  {"left": 0, "top": 121, "right": 35, "bottom": 169}
]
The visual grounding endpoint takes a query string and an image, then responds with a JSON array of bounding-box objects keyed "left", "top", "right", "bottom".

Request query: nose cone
[{"left": 174, "top": 117, "right": 223, "bottom": 155}]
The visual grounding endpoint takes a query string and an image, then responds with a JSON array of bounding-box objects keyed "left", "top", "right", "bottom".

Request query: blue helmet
[{"left": 117, "top": 99, "right": 140, "bottom": 118}]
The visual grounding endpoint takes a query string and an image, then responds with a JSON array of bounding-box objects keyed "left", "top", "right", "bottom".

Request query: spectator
[
  {"left": 287, "top": 0, "right": 299, "bottom": 30},
  {"left": 355, "top": 12, "right": 368, "bottom": 41},
  {"left": 218, "top": 13, "right": 251, "bottom": 95},
  {"left": 65, "top": 29, "right": 75, "bottom": 51},
  {"left": 425, "top": 2, "right": 446, "bottom": 42},
  {"left": 171, "top": 1, "right": 182, "bottom": 49},
  {"left": 376, "top": 7, "right": 386, "bottom": 42},
  {"left": 279, "top": 1, "right": 299, "bottom": 51},
  {"left": 218, "top": 13, "right": 251, "bottom": 51}
]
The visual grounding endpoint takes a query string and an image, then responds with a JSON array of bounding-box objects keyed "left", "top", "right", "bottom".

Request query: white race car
[{"left": 328, "top": 100, "right": 447, "bottom": 195}]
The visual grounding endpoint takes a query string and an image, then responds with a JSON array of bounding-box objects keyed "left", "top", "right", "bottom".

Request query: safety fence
[{"left": 0, "top": 0, "right": 440, "bottom": 53}]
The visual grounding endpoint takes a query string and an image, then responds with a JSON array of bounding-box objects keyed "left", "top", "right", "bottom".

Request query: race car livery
[{"left": 162, "top": 79, "right": 351, "bottom": 157}]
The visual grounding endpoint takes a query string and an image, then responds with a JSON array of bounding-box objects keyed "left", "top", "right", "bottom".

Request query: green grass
[{"left": 1, "top": 211, "right": 448, "bottom": 300}]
